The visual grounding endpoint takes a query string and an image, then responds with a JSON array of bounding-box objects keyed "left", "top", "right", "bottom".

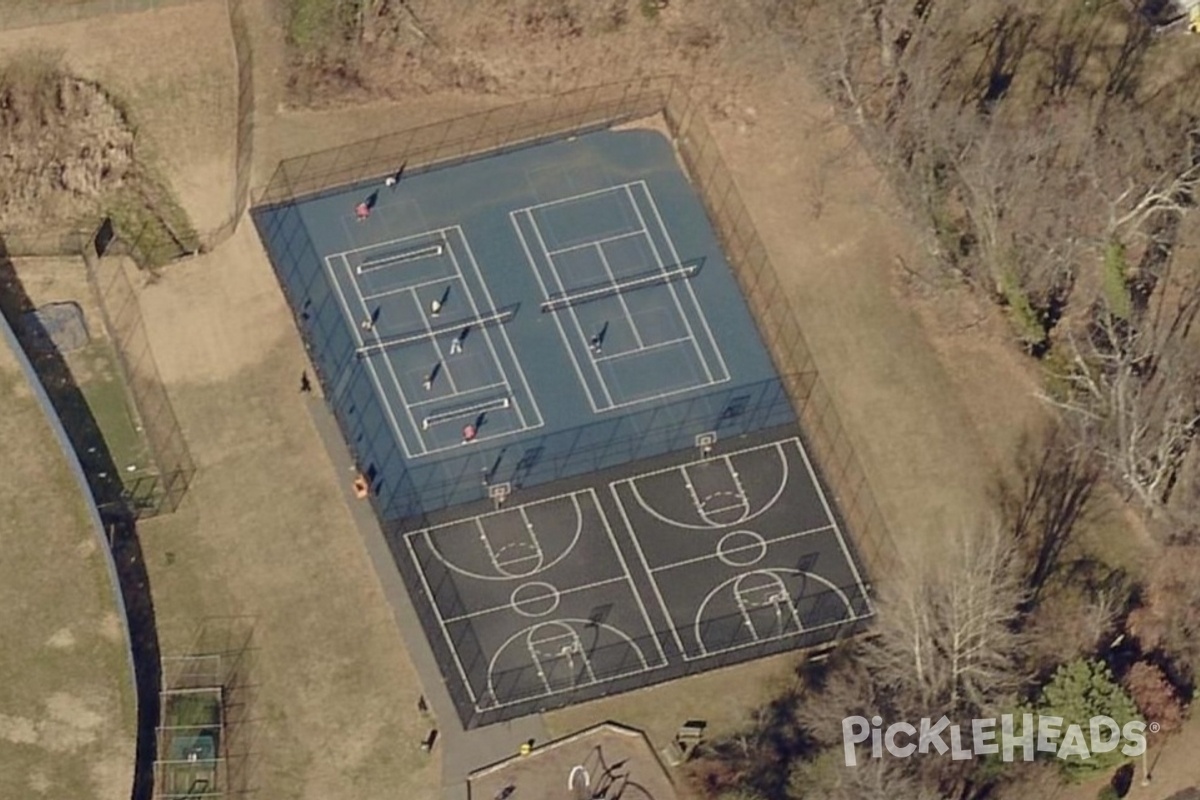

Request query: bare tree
[
  {"left": 862, "top": 522, "right": 1028, "bottom": 715},
  {"left": 1043, "top": 309, "right": 1200, "bottom": 511}
]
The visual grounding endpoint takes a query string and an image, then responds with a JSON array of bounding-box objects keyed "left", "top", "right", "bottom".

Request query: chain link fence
[
  {"left": 155, "top": 619, "right": 254, "bottom": 800},
  {"left": 257, "top": 75, "right": 897, "bottom": 585},
  {"left": 82, "top": 221, "right": 195, "bottom": 517},
  {"left": 661, "top": 82, "right": 901, "bottom": 585},
  {"left": 1, "top": 225, "right": 196, "bottom": 518},
  {"left": 256, "top": 76, "right": 678, "bottom": 207}
]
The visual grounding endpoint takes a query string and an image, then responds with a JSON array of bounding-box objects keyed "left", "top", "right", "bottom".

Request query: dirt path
[{"left": 132, "top": 222, "right": 440, "bottom": 800}]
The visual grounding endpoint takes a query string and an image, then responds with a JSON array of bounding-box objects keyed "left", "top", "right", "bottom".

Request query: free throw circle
[
  {"left": 716, "top": 530, "right": 767, "bottom": 567},
  {"left": 510, "top": 581, "right": 561, "bottom": 618}
]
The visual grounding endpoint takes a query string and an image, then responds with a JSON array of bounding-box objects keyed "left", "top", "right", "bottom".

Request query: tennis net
[
  {"left": 540, "top": 260, "right": 701, "bottom": 313},
  {"left": 355, "top": 304, "right": 517, "bottom": 357},
  {"left": 422, "top": 396, "right": 510, "bottom": 430},
  {"left": 356, "top": 242, "right": 445, "bottom": 274}
]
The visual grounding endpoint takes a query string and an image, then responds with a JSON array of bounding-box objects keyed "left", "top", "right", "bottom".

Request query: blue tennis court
[
  {"left": 511, "top": 181, "right": 728, "bottom": 411},
  {"left": 324, "top": 226, "right": 540, "bottom": 456},
  {"left": 253, "top": 128, "right": 796, "bottom": 520}
]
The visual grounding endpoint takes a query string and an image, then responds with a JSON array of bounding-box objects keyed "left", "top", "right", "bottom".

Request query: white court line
[
  {"left": 593, "top": 336, "right": 693, "bottom": 363},
  {"left": 405, "top": 381, "right": 508, "bottom": 410},
  {"left": 323, "top": 253, "right": 424, "bottom": 456},
  {"left": 526, "top": 636, "right": 556, "bottom": 695},
  {"left": 681, "top": 455, "right": 744, "bottom": 525},
  {"left": 594, "top": 243, "right": 645, "bottom": 348},
  {"left": 647, "top": 523, "right": 836, "bottom": 573},
  {"left": 450, "top": 226, "right": 546, "bottom": 431},
  {"left": 587, "top": 487, "right": 668, "bottom": 666},
  {"left": 622, "top": 182, "right": 719, "bottom": 384},
  {"left": 632, "top": 181, "right": 731, "bottom": 382},
  {"left": 683, "top": 455, "right": 749, "bottom": 526},
  {"left": 361, "top": 273, "right": 457, "bottom": 302},
  {"left": 527, "top": 211, "right": 617, "bottom": 409},
  {"left": 343, "top": 259, "right": 431, "bottom": 450},
  {"left": 546, "top": 229, "right": 644, "bottom": 257},
  {"left": 407, "top": 286, "right": 459, "bottom": 393},
  {"left": 731, "top": 573, "right": 805, "bottom": 644},
  {"left": 512, "top": 209, "right": 609, "bottom": 412},
  {"left": 411, "top": 490, "right": 586, "bottom": 582},
  {"left": 326, "top": 227, "right": 450, "bottom": 262},
  {"left": 485, "top": 620, "right": 651, "bottom": 711},
  {"left": 529, "top": 628, "right": 599, "bottom": 686},
  {"left": 622, "top": 442, "right": 789, "bottom": 532},
  {"left": 791, "top": 437, "right": 876, "bottom": 616},
  {"left": 509, "top": 210, "right": 597, "bottom": 413},
  {"left": 607, "top": 482, "right": 687, "bottom": 658},
  {"left": 509, "top": 183, "right": 641, "bottom": 218},
  {"left": 689, "top": 569, "right": 860, "bottom": 662},
  {"left": 441, "top": 576, "right": 630, "bottom": 624},
  {"left": 405, "top": 535, "right": 479, "bottom": 704}
]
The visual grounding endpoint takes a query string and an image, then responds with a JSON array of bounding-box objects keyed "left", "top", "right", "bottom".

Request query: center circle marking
[
  {"left": 716, "top": 530, "right": 767, "bottom": 567},
  {"left": 510, "top": 581, "right": 561, "bottom": 618}
]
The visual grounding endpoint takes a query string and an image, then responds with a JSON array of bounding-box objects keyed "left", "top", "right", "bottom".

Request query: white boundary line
[
  {"left": 361, "top": 273, "right": 457, "bottom": 302},
  {"left": 509, "top": 209, "right": 600, "bottom": 414},
  {"left": 405, "top": 534, "right": 479, "bottom": 704},
  {"left": 525, "top": 210, "right": 617, "bottom": 409},
  {"left": 792, "top": 434, "right": 876, "bottom": 617},
  {"left": 594, "top": 243, "right": 645, "bottom": 348},
  {"left": 326, "top": 227, "right": 449, "bottom": 262},
  {"left": 485, "top": 619, "right": 651, "bottom": 710},
  {"left": 339, "top": 227, "right": 541, "bottom": 458},
  {"left": 690, "top": 569, "right": 859, "bottom": 661},
  {"left": 607, "top": 482, "right": 687, "bottom": 657},
  {"left": 343, "top": 258, "right": 432, "bottom": 448},
  {"left": 405, "top": 381, "right": 508, "bottom": 410},
  {"left": 590, "top": 487, "right": 669, "bottom": 667},
  {"left": 415, "top": 492, "right": 586, "bottom": 582},
  {"left": 450, "top": 225, "right": 545, "bottom": 430},
  {"left": 323, "top": 252, "right": 424, "bottom": 457},
  {"left": 515, "top": 181, "right": 731, "bottom": 411},
  {"left": 509, "top": 183, "right": 645, "bottom": 220},
  {"left": 593, "top": 336, "right": 693, "bottom": 363},
  {"left": 406, "top": 487, "right": 667, "bottom": 712},
  {"left": 546, "top": 229, "right": 644, "bottom": 257},
  {"left": 649, "top": 523, "right": 836, "bottom": 573},
  {"left": 407, "top": 285, "right": 459, "bottom": 393},
  {"left": 631, "top": 181, "right": 732, "bottom": 383},
  {"left": 441, "top": 576, "right": 630, "bottom": 623},
  {"left": 620, "top": 183, "right": 716, "bottom": 383},
  {"left": 607, "top": 434, "right": 872, "bottom": 660},
  {"left": 681, "top": 457, "right": 750, "bottom": 526},
  {"left": 623, "top": 442, "right": 789, "bottom": 531}
]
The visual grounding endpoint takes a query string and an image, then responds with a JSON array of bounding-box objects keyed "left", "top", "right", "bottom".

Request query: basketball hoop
[
  {"left": 488, "top": 482, "right": 511, "bottom": 509},
  {"left": 462, "top": 424, "right": 478, "bottom": 444},
  {"left": 696, "top": 431, "right": 717, "bottom": 459}
]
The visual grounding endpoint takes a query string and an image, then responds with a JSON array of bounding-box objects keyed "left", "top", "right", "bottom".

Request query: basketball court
[
  {"left": 394, "top": 428, "right": 872, "bottom": 728},
  {"left": 252, "top": 126, "right": 875, "bottom": 730}
]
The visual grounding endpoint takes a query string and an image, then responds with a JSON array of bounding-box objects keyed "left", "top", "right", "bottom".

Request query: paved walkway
[{"left": 305, "top": 394, "right": 547, "bottom": 800}]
